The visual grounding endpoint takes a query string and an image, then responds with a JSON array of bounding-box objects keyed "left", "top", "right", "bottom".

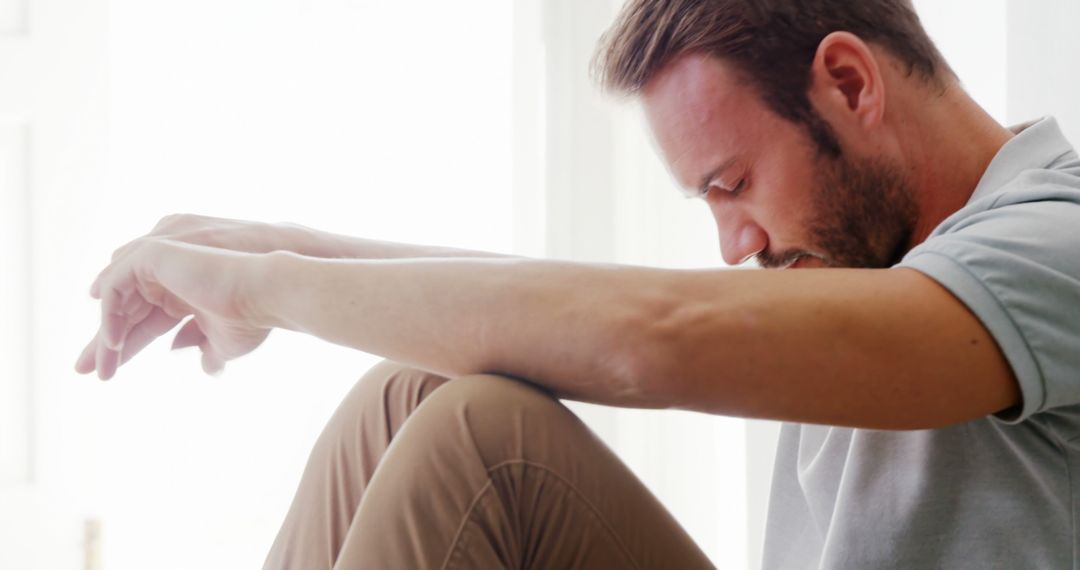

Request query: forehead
[{"left": 640, "top": 53, "right": 776, "bottom": 188}]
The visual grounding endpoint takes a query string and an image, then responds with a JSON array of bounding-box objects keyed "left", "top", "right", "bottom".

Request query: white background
[{"left": 1, "top": 1, "right": 1077, "bottom": 569}]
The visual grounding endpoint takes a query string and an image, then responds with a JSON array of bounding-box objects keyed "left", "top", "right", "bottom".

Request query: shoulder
[{"left": 910, "top": 169, "right": 1080, "bottom": 262}]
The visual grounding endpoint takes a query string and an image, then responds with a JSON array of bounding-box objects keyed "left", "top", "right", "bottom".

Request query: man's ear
[{"left": 808, "top": 31, "right": 885, "bottom": 129}]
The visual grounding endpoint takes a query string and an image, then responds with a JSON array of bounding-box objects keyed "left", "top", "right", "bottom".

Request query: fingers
[
  {"left": 75, "top": 309, "right": 186, "bottom": 378},
  {"left": 201, "top": 348, "right": 225, "bottom": 376},
  {"left": 93, "top": 234, "right": 158, "bottom": 300},
  {"left": 75, "top": 334, "right": 99, "bottom": 374},
  {"left": 93, "top": 285, "right": 124, "bottom": 380},
  {"left": 92, "top": 264, "right": 159, "bottom": 379},
  {"left": 174, "top": 319, "right": 225, "bottom": 377},
  {"left": 169, "top": 316, "right": 224, "bottom": 376},
  {"left": 81, "top": 233, "right": 201, "bottom": 380},
  {"left": 102, "top": 274, "right": 149, "bottom": 351},
  {"left": 92, "top": 241, "right": 138, "bottom": 299},
  {"left": 101, "top": 288, "right": 127, "bottom": 351},
  {"left": 118, "top": 307, "right": 182, "bottom": 367},
  {"left": 95, "top": 334, "right": 119, "bottom": 381}
]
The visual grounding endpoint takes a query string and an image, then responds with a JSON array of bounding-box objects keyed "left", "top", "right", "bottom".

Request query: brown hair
[{"left": 592, "top": 0, "right": 953, "bottom": 156}]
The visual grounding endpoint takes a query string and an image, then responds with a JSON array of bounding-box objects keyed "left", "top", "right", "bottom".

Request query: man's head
[{"left": 593, "top": 0, "right": 957, "bottom": 269}]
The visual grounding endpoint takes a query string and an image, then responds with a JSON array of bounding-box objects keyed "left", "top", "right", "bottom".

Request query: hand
[
  {"left": 76, "top": 236, "right": 273, "bottom": 380},
  {"left": 87, "top": 214, "right": 299, "bottom": 297}
]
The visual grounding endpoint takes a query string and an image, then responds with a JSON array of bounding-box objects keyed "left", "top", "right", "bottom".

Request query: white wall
[
  {"left": 914, "top": 0, "right": 1008, "bottom": 122},
  {"left": 1006, "top": 0, "right": 1080, "bottom": 142},
  {"left": 0, "top": 0, "right": 110, "bottom": 566}
]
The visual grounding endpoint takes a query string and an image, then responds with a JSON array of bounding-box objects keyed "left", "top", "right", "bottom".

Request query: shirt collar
[{"left": 968, "top": 116, "right": 1077, "bottom": 204}]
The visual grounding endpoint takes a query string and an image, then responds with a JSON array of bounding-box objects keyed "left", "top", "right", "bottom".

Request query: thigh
[
  {"left": 263, "top": 360, "right": 452, "bottom": 570},
  {"left": 334, "top": 372, "right": 716, "bottom": 570}
]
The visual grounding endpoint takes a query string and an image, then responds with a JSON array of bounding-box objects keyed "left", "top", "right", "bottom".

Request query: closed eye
[
  {"left": 726, "top": 178, "right": 747, "bottom": 196},
  {"left": 688, "top": 178, "right": 746, "bottom": 200}
]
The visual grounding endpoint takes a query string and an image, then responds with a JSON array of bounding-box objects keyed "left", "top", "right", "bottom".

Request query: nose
[{"left": 712, "top": 206, "right": 768, "bottom": 266}]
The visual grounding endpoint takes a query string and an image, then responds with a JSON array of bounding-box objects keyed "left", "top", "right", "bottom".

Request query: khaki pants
[{"left": 262, "top": 360, "right": 715, "bottom": 569}]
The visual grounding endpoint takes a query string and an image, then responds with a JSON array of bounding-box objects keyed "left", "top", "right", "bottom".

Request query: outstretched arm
[
  {"left": 79, "top": 239, "right": 1019, "bottom": 430},
  {"left": 257, "top": 251, "right": 1019, "bottom": 429}
]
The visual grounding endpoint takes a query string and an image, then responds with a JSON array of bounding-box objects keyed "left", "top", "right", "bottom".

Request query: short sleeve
[{"left": 896, "top": 196, "right": 1080, "bottom": 423}]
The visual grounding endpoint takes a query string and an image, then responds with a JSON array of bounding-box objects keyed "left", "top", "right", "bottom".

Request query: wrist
[{"left": 243, "top": 249, "right": 299, "bottom": 330}]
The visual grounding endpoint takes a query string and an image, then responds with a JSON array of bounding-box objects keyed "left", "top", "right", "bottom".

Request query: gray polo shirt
[{"left": 762, "top": 117, "right": 1080, "bottom": 569}]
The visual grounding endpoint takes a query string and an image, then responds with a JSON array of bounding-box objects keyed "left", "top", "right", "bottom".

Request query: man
[{"left": 76, "top": 0, "right": 1080, "bottom": 568}]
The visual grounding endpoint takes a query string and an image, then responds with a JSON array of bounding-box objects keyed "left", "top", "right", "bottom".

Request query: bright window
[{"left": 98, "top": 2, "right": 513, "bottom": 567}]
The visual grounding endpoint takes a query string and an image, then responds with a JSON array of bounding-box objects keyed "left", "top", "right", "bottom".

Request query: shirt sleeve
[{"left": 896, "top": 196, "right": 1080, "bottom": 423}]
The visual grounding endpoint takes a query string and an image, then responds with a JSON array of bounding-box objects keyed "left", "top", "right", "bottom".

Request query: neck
[{"left": 896, "top": 80, "right": 1015, "bottom": 249}]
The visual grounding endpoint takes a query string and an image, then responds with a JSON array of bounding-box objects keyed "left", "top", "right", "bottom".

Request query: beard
[{"left": 756, "top": 152, "right": 919, "bottom": 269}]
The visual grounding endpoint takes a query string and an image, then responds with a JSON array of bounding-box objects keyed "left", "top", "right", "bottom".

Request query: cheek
[
  {"left": 749, "top": 159, "right": 819, "bottom": 232},
  {"left": 748, "top": 116, "right": 826, "bottom": 213}
]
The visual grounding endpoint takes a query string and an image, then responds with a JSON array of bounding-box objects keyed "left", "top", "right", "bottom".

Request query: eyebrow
[{"left": 681, "top": 157, "right": 738, "bottom": 198}]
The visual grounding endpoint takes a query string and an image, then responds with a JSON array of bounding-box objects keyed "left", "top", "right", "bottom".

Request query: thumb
[
  {"left": 201, "top": 347, "right": 226, "bottom": 377},
  {"left": 171, "top": 318, "right": 204, "bottom": 350}
]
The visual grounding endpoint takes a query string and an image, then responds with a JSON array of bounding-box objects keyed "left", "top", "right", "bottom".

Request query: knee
[
  {"left": 350, "top": 359, "right": 452, "bottom": 411},
  {"left": 356, "top": 363, "right": 557, "bottom": 423},
  {"left": 315, "top": 360, "right": 451, "bottom": 446},
  {"left": 362, "top": 359, "right": 450, "bottom": 393},
  {"left": 420, "top": 372, "right": 560, "bottom": 416},
  {"left": 399, "top": 372, "right": 582, "bottom": 464}
]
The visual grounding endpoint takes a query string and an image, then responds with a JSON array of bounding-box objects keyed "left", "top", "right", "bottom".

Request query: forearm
[
  {"left": 256, "top": 251, "right": 664, "bottom": 407},
  {"left": 243, "top": 249, "right": 1014, "bottom": 428},
  {"left": 281, "top": 222, "right": 523, "bottom": 260}
]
